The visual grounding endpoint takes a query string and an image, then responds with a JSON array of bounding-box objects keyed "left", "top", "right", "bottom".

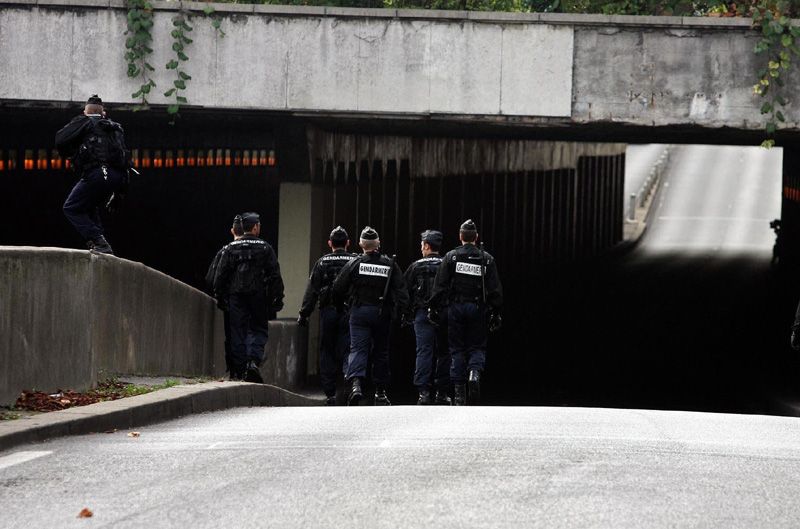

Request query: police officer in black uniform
[
  {"left": 332, "top": 227, "right": 408, "bottom": 406},
  {"left": 213, "top": 212, "right": 284, "bottom": 382},
  {"left": 404, "top": 230, "right": 452, "bottom": 405},
  {"left": 298, "top": 226, "right": 358, "bottom": 405},
  {"left": 55, "top": 94, "right": 130, "bottom": 255},
  {"left": 206, "top": 215, "right": 245, "bottom": 378},
  {"left": 429, "top": 220, "right": 503, "bottom": 405}
]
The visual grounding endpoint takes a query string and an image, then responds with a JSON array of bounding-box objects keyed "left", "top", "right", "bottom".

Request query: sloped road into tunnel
[{"left": 489, "top": 145, "right": 797, "bottom": 413}]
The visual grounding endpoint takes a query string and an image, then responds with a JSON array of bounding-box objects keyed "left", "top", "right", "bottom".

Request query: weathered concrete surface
[
  {"left": 0, "top": 247, "right": 310, "bottom": 405},
  {"left": 0, "top": 1, "right": 571, "bottom": 117},
  {"left": 2, "top": 2, "right": 792, "bottom": 132}
]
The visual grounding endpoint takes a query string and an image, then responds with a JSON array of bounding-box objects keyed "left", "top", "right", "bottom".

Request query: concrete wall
[
  {"left": 0, "top": 247, "right": 308, "bottom": 405},
  {"left": 1, "top": 2, "right": 795, "bottom": 132}
]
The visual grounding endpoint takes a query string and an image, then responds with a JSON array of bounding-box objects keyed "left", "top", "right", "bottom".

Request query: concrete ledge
[
  {"left": 0, "top": 0, "right": 770, "bottom": 29},
  {"left": 0, "top": 382, "right": 324, "bottom": 454}
]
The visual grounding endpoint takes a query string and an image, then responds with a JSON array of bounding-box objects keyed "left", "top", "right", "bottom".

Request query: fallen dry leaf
[
  {"left": 77, "top": 508, "right": 93, "bottom": 518},
  {"left": 128, "top": 431, "right": 141, "bottom": 438}
]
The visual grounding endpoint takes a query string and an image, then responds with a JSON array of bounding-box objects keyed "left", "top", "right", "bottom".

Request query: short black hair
[
  {"left": 460, "top": 230, "right": 477, "bottom": 243},
  {"left": 425, "top": 240, "right": 441, "bottom": 252}
]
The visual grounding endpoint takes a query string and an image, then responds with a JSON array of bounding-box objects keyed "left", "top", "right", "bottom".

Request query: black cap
[
  {"left": 420, "top": 229, "right": 443, "bottom": 246},
  {"left": 360, "top": 226, "right": 379, "bottom": 240},
  {"left": 330, "top": 225, "right": 348, "bottom": 244},
  {"left": 87, "top": 94, "right": 103, "bottom": 105},
  {"left": 460, "top": 219, "right": 477, "bottom": 232},
  {"left": 241, "top": 212, "right": 260, "bottom": 230}
]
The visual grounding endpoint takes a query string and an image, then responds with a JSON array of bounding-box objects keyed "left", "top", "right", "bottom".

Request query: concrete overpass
[{"left": 1, "top": 1, "right": 798, "bottom": 143}]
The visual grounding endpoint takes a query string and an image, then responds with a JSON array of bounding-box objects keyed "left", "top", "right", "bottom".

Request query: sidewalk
[{"left": 0, "top": 381, "right": 324, "bottom": 453}]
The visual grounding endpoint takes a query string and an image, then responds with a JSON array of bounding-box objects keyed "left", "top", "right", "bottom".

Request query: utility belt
[{"left": 450, "top": 293, "right": 484, "bottom": 305}]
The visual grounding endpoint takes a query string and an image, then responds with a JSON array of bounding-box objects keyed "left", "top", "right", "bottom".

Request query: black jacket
[
  {"left": 332, "top": 251, "right": 409, "bottom": 313},
  {"left": 429, "top": 244, "right": 503, "bottom": 311},
  {"left": 299, "top": 249, "right": 358, "bottom": 317},
  {"left": 213, "top": 235, "right": 284, "bottom": 311},
  {"left": 404, "top": 254, "right": 443, "bottom": 312}
]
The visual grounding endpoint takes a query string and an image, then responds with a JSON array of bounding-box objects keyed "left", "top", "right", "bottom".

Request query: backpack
[{"left": 75, "top": 118, "right": 128, "bottom": 171}]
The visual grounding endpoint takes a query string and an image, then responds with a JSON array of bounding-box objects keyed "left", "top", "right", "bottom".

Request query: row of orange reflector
[{"left": 0, "top": 149, "right": 276, "bottom": 171}]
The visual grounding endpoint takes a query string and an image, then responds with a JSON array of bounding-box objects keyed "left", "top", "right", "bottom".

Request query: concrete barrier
[{"left": 0, "top": 247, "right": 309, "bottom": 405}]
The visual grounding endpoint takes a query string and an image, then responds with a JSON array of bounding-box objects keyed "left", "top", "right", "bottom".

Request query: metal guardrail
[{"left": 628, "top": 146, "right": 672, "bottom": 221}]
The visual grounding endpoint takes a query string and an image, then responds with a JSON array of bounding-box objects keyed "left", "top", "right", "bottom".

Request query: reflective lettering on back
[
  {"left": 359, "top": 263, "right": 390, "bottom": 277},
  {"left": 455, "top": 262, "right": 482, "bottom": 277}
]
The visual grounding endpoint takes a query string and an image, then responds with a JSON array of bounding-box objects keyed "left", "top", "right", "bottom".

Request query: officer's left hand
[
  {"left": 106, "top": 192, "right": 125, "bottom": 214},
  {"left": 488, "top": 312, "right": 502, "bottom": 333},
  {"left": 297, "top": 314, "right": 309, "bottom": 327}
]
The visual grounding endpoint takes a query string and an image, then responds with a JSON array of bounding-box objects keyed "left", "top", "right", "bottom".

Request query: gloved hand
[
  {"left": 791, "top": 329, "right": 800, "bottom": 351},
  {"left": 488, "top": 311, "right": 502, "bottom": 333},
  {"left": 400, "top": 313, "right": 413, "bottom": 328},
  {"left": 105, "top": 192, "right": 125, "bottom": 214},
  {"left": 297, "top": 314, "right": 309, "bottom": 327},
  {"left": 427, "top": 307, "right": 440, "bottom": 328}
]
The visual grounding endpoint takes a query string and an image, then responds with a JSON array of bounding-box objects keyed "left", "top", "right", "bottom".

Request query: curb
[{"left": 0, "top": 382, "right": 324, "bottom": 453}]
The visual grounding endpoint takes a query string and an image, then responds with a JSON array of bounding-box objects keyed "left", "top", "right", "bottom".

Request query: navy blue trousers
[
  {"left": 63, "top": 166, "right": 125, "bottom": 241},
  {"left": 345, "top": 305, "right": 391, "bottom": 386},
  {"left": 413, "top": 308, "right": 451, "bottom": 390},
  {"left": 319, "top": 306, "right": 350, "bottom": 397},
  {"left": 448, "top": 302, "right": 487, "bottom": 383},
  {"left": 228, "top": 292, "right": 269, "bottom": 374}
]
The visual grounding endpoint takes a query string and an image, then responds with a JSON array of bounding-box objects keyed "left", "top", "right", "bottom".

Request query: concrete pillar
[{"left": 277, "top": 182, "right": 325, "bottom": 378}]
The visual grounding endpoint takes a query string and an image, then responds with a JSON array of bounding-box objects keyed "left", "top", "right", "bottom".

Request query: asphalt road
[{"left": 4, "top": 406, "right": 800, "bottom": 528}]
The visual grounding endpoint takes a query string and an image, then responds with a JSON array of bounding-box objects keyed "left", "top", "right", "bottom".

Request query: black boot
[
  {"left": 87, "top": 235, "right": 113, "bottom": 255},
  {"left": 348, "top": 378, "right": 363, "bottom": 406},
  {"left": 453, "top": 384, "right": 466, "bottom": 406},
  {"left": 325, "top": 395, "right": 337, "bottom": 406},
  {"left": 434, "top": 389, "right": 452, "bottom": 405},
  {"left": 244, "top": 361, "right": 264, "bottom": 383},
  {"left": 417, "top": 389, "right": 432, "bottom": 405},
  {"left": 468, "top": 369, "right": 481, "bottom": 404},
  {"left": 374, "top": 385, "right": 392, "bottom": 406}
]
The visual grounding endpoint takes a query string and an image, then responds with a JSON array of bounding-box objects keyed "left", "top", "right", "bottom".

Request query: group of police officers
[
  {"left": 297, "top": 220, "right": 503, "bottom": 406},
  {"left": 57, "top": 95, "right": 505, "bottom": 405}
]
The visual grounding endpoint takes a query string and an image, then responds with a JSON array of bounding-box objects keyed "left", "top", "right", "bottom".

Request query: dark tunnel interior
[{"left": 2, "top": 106, "right": 800, "bottom": 414}]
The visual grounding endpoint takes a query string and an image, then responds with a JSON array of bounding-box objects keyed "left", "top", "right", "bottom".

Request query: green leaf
[
  {"left": 166, "top": 59, "right": 179, "bottom": 70},
  {"left": 203, "top": 5, "right": 214, "bottom": 15},
  {"left": 144, "top": 62, "right": 155, "bottom": 71},
  {"left": 172, "top": 42, "right": 183, "bottom": 52},
  {"left": 178, "top": 51, "right": 189, "bottom": 61},
  {"left": 141, "top": 84, "right": 151, "bottom": 94},
  {"left": 212, "top": 19, "right": 221, "bottom": 29},
  {"left": 179, "top": 71, "right": 192, "bottom": 80},
  {"left": 766, "top": 121, "right": 777, "bottom": 135},
  {"left": 782, "top": 34, "right": 793, "bottom": 47},
  {"left": 174, "top": 79, "right": 186, "bottom": 90},
  {"left": 776, "top": 95, "right": 787, "bottom": 106},
  {"left": 182, "top": 36, "right": 193, "bottom": 44},
  {"left": 167, "top": 104, "right": 180, "bottom": 114},
  {"left": 761, "top": 139, "right": 776, "bottom": 149},
  {"left": 131, "top": 89, "right": 142, "bottom": 98},
  {"left": 164, "top": 88, "right": 176, "bottom": 97},
  {"left": 761, "top": 101, "right": 773, "bottom": 114},
  {"left": 171, "top": 29, "right": 181, "bottom": 38},
  {"left": 176, "top": 96, "right": 188, "bottom": 103},
  {"left": 777, "top": 111, "right": 786, "bottom": 122}
]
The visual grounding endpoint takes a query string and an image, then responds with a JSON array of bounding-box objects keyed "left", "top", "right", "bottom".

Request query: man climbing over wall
[{"left": 55, "top": 94, "right": 131, "bottom": 255}]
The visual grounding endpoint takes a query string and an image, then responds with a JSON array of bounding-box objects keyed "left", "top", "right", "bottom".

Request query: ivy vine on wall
[
  {"left": 752, "top": 0, "right": 798, "bottom": 148},
  {"left": 124, "top": 1, "right": 224, "bottom": 120}
]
